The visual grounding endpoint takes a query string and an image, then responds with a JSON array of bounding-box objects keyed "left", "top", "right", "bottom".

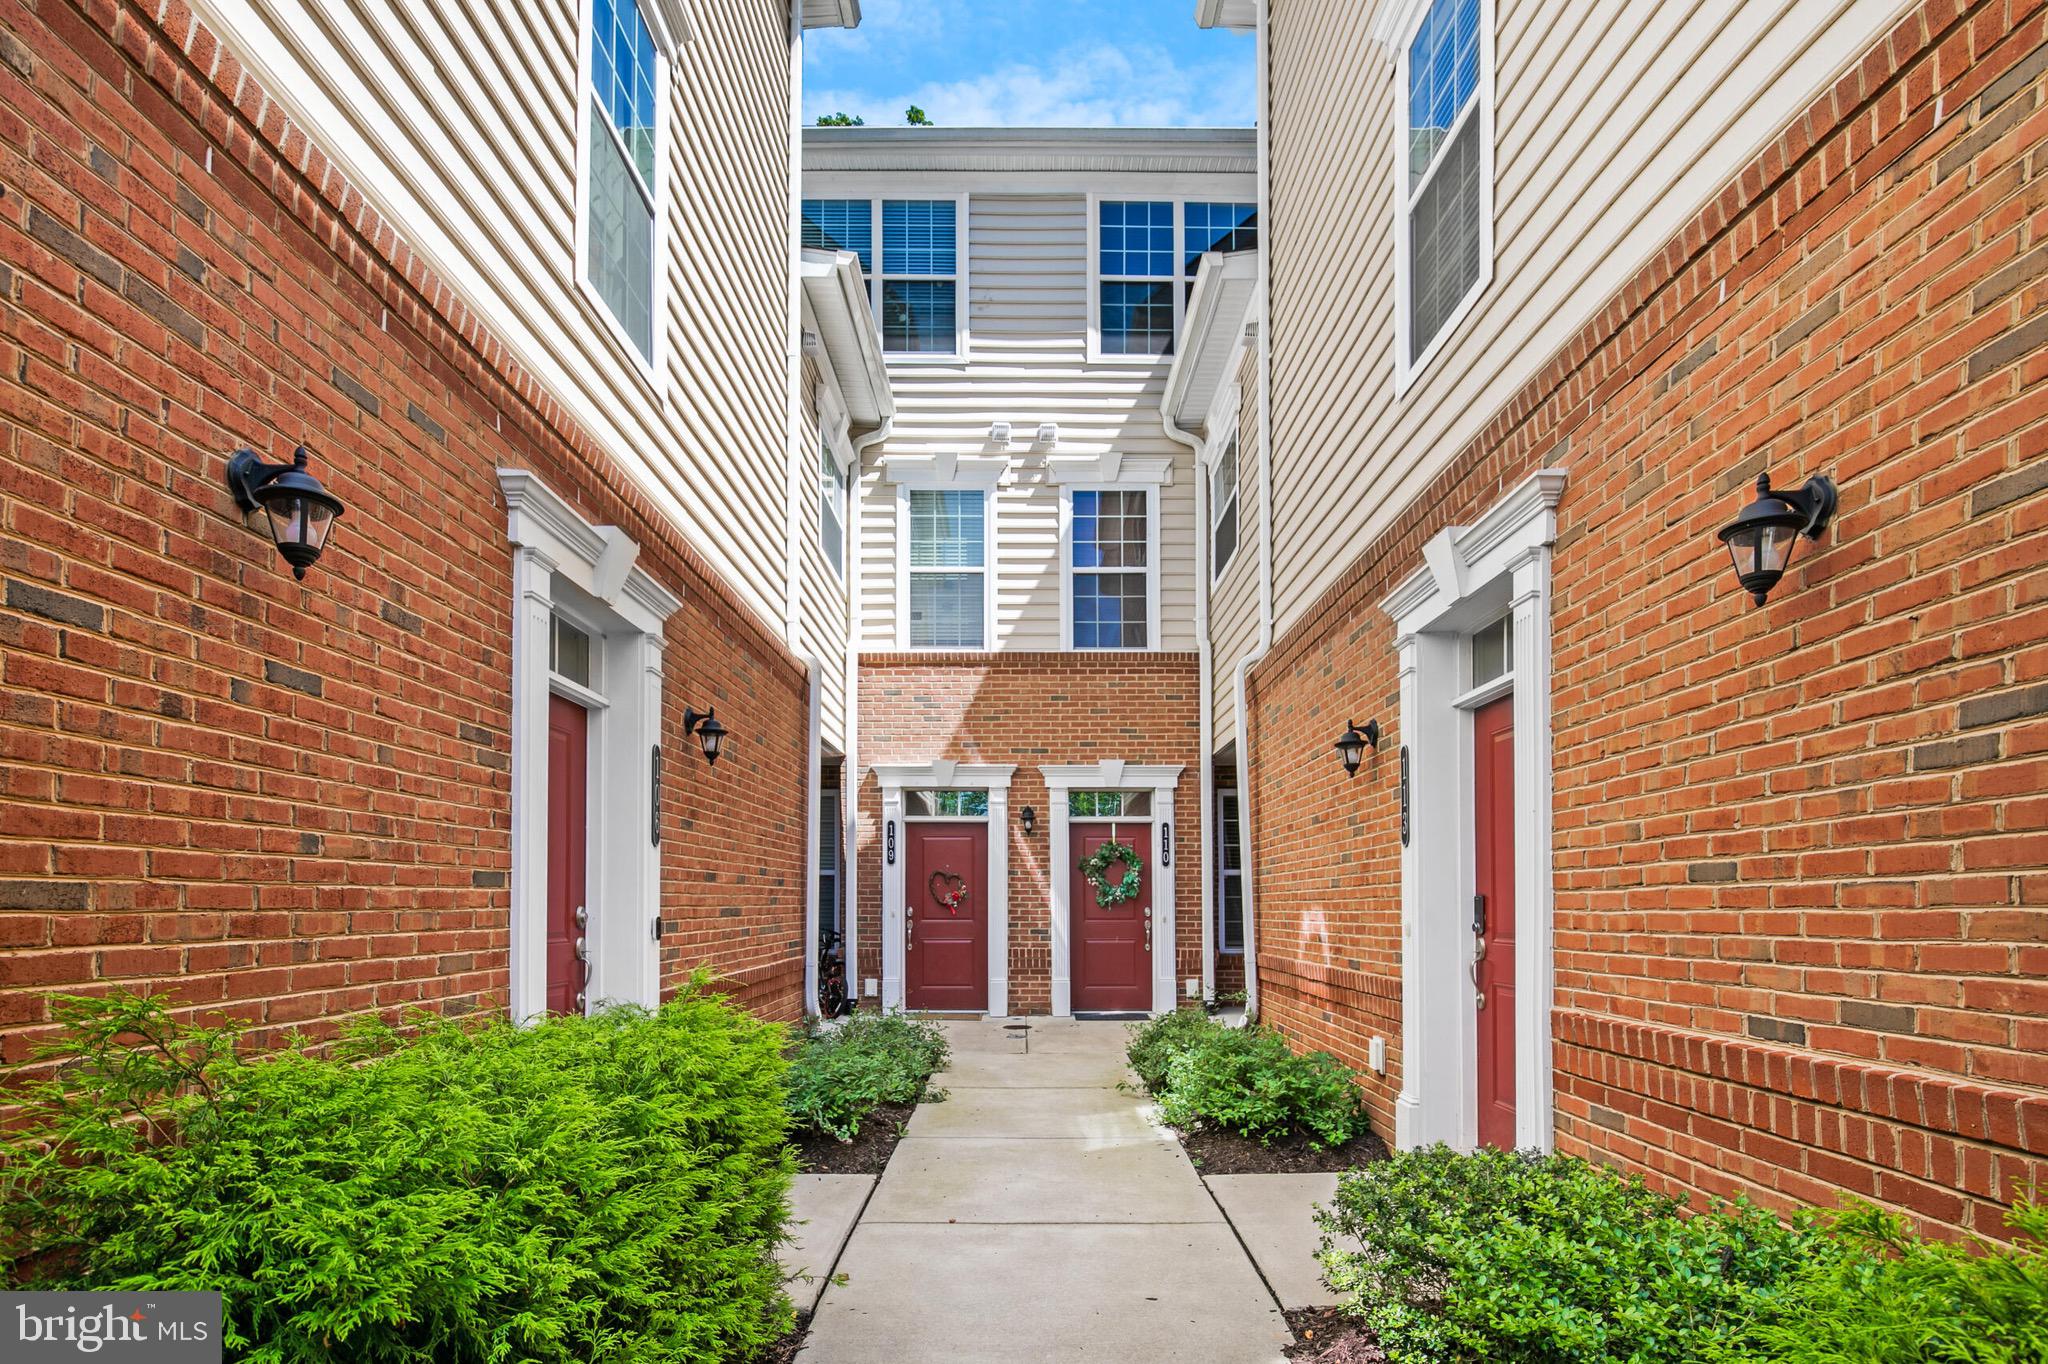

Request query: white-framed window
[
  {"left": 818, "top": 784, "right": 842, "bottom": 935},
  {"left": 1394, "top": 0, "right": 1493, "bottom": 389},
  {"left": 1209, "top": 435, "right": 1239, "bottom": 582},
  {"left": 1092, "top": 198, "right": 1258, "bottom": 360},
  {"left": 1066, "top": 485, "right": 1157, "bottom": 650},
  {"left": 819, "top": 437, "right": 849, "bottom": 578},
  {"left": 1215, "top": 787, "right": 1244, "bottom": 954},
  {"left": 801, "top": 199, "right": 874, "bottom": 303},
  {"left": 905, "top": 488, "right": 988, "bottom": 648},
  {"left": 802, "top": 198, "right": 965, "bottom": 356},
  {"left": 578, "top": 0, "right": 665, "bottom": 370}
]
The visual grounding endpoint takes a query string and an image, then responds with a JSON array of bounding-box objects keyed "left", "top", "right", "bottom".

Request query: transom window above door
[
  {"left": 582, "top": 0, "right": 662, "bottom": 367},
  {"left": 907, "top": 488, "right": 987, "bottom": 649},
  {"left": 801, "top": 197, "right": 962, "bottom": 355},
  {"left": 1095, "top": 199, "right": 1259, "bottom": 358},
  {"left": 1471, "top": 611, "right": 1513, "bottom": 688},
  {"left": 1068, "top": 791, "right": 1152, "bottom": 818},
  {"left": 1070, "top": 489, "right": 1152, "bottom": 650},
  {"left": 906, "top": 789, "right": 990, "bottom": 817}
]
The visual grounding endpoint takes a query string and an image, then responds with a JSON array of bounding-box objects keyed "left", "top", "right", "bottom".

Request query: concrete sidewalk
[{"left": 798, "top": 1019, "right": 1292, "bottom": 1364}]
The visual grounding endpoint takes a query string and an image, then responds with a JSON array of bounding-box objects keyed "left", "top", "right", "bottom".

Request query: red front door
[
  {"left": 905, "top": 822, "right": 987, "bottom": 1012},
  {"left": 1474, "top": 694, "right": 1516, "bottom": 1149},
  {"left": 1071, "top": 822, "right": 1152, "bottom": 1013},
  {"left": 546, "top": 694, "right": 589, "bottom": 1016}
]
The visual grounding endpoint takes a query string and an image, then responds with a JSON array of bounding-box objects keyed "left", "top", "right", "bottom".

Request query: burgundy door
[
  {"left": 905, "top": 823, "right": 987, "bottom": 1012},
  {"left": 1071, "top": 822, "right": 1152, "bottom": 1013},
  {"left": 546, "top": 694, "right": 589, "bottom": 1016},
  {"left": 1474, "top": 694, "right": 1516, "bottom": 1149}
]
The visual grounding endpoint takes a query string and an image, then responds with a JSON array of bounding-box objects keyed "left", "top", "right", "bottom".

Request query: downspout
[
  {"left": 1159, "top": 405, "right": 1212, "bottom": 1008},
  {"left": 844, "top": 415, "right": 895, "bottom": 1011},
  {"left": 1234, "top": 0, "right": 1274, "bottom": 1019}
]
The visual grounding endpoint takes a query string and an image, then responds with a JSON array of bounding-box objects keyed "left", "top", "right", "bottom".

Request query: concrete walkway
[{"left": 798, "top": 1019, "right": 1292, "bottom": 1364}]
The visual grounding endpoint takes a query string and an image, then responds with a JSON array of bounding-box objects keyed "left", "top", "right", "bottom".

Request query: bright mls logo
[{"left": 4, "top": 1292, "right": 220, "bottom": 1362}]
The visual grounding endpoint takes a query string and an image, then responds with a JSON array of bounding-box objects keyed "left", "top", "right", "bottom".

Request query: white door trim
[
  {"left": 1041, "top": 761, "right": 1186, "bottom": 1017},
  {"left": 872, "top": 759, "right": 1016, "bottom": 1015},
  {"left": 501, "top": 469, "right": 681, "bottom": 1022},
  {"left": 1381, "top": 468, "right": 1563, "bottom": 1152}
]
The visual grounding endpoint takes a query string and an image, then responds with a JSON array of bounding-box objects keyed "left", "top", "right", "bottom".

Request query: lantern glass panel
[
  {"left": 1726, "top": 522, "right": 1799, "bottom": 581},
  {"left": 264, "top": 496, "right": 304, "bottom": 550},
  {"left": 301, "top": 499, "right": 337, "bottom": 551}
]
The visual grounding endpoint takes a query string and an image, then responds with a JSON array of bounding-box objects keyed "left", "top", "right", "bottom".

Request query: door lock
[{"left": 574, "top": 905, "right": 588, "bottom": 930}]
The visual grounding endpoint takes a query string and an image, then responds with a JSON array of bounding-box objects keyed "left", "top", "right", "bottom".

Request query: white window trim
[
  {"left": 1390, "top": 0, "right": 1496, "bottom": 395},
  {"left": 1042, "top": 761, "right": 1184, "bottom": 1016},
  {"left": 1058, "top": 481, "right": 1163, "bottom": 653},
  {"left": 874, "top": 759, "right": 1016, "bottom": 1016},
  {"left": 500, "top": 469, "right": 682, "bottom": 1023},
  {"left": 1086, "top": 194, "right": 1258, "bottom": 365},
  {"left": 819, "top": 428, "right": 852, "bottom": 581},
  {"left": 1381, "top": 467, "right": 1563, "bottom": 1154},
  {"left": 573, "top": 0, "right": 673, "bottom": 387},
  {"left": 853, "top": 194, "right": 969, "bottom": 362},
  {"left": 893, "top": 466, "right": 1000, "bottom": 652},
  {"left": 1214, "top": 787, "right": 1244, "bottom": 955},
  {"left": 1204, "top": 388, "right": 1243, "bottom": 585}
]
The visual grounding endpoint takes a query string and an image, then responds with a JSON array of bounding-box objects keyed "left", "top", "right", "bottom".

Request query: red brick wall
[
  {"left": 1251, "top": 0, "right": 2048, "bottom": 1235},
  {"left": 0, "top": 0, "right": 810, "bottom": 1062},
  {"left": 856, "top": 652, "right": 1204, "bottom": 1014}
]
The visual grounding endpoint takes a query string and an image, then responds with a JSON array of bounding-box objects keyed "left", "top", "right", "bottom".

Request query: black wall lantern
[
  {"left": 1019, "top": 805, "right": 1037, "bottom": 837},
  {"left": 681, "top": 707, "right": 727, "bottom": 765},
  {"left": 1333, "top": 718, "right": 1381, "bottom": 778},
  {"left": 226, "top": 446, "right": 344, "bottom": 581},
  {"left": 1717, "top": 472, "right": 1837, "bottom": 607}
]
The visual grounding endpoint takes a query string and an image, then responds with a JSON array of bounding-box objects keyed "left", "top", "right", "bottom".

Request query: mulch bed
[
  {"left": 1284, "top": 1307, "right": 1384, "bottom": 1363},
  {"left": 791, "top": 1100, "right": 918, "bottom": 1175},
  {"left": 1176, "top": 1124, "right": 1390, "bottom": 1175},
  {"left": 754, "top": 1310, "right": 811, "bottom": 1364}
]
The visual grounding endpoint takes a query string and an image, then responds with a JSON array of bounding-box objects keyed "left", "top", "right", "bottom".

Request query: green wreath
[{"left": 1080, "top": 840, "right": 1144, "bottom": 908}]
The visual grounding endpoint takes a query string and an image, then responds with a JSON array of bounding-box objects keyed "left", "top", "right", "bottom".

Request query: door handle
[{"left": 1471, "top": 894, "right": 1487, "bottom": 938}]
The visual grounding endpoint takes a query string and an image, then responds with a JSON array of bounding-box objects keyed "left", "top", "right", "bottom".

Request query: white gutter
[
  {"left": 1234, "top": 0, "right": 1274, "bottom": 1019},
  {"left": 1159, "top": 405, "right": 1213, "bottom": 1005}
]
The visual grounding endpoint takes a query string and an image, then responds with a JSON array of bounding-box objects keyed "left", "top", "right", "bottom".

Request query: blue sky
[{"left": 804, "top": 1, "right": 1255, "bottom": 129}]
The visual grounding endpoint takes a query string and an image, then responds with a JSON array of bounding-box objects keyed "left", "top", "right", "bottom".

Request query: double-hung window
[
  {"left": 1070, "top": 488, "right": 1152, "bottom": 649},
  {"left": 1216, "top": 789, "right": 1244, "bottom": 954},
  {"left": 819, "top": 438, "right": 849, "bottom": 578},
  {"left": 1399, "top": 0, "right": 1490, "bottom": 382},
  {"left": 801, "top": 199, "right": 875, "bottom": 304},
  {"left": 800, "top": 199, "right": 961, "bottom": 354},
  {"left": 583, "top": 0, "right": 661, "bottom": 365},
  {"left": 907, "top": 489, "right": 986, "bottom": 648},
  {"left": 1210, "top": 436, "right": 1239, "bottom": 581},
  {"left": 1096, "top": 200, "right": 1259, "bottom": 358}
]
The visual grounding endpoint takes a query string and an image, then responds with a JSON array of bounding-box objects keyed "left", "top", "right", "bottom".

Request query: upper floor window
[
  {"left": 583, "top": 0, "right": 661, "bottom": 366},
  {"left": 1070, "top": 488, "right": 1153, "bottom": 649},
  {"left": 1210, "top": 436, "right": 1239, "bottom": 581},
  {"left": 819, "top": 438, "right": 848, "bottom": 578},
  {"left": 801, "top": 199, "right": 961, "bottom": 355},
  {"left": 1398, "top": 0, "right": 1491, "bottom": 384},
  {"left": 907, "top": 488, "right": 985, "bottom": 648},
  {"left": 802, "top": 199, "right": 875, "bottom": 302},
  {"left": 1096, "top": 200, "right": 1259, "bottom": 358}
]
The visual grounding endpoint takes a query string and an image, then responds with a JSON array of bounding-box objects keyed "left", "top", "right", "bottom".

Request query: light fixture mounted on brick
[
  {"left": 1717, "top": 471, "right": 1837, "bottom": 607},
  {"left": 681, "top": 707, "right": 727, "bottom": 766},
  {"left": 1333, "top": 719, "right": 1381, "bottom": 777},
  {"left": 225, "top": 445, "right": 344, "bottom": 581},
  {"left": 1019, "top": 805, "right": 1037, "bottom": 836}
]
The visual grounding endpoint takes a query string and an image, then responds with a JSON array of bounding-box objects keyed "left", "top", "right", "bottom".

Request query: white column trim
[
  {"left": 871, "top": 761, "right": 1017, "bottom": 1015},
  {"left": 1040, "top": 762, "right": 1186, "bottom": 1017}
]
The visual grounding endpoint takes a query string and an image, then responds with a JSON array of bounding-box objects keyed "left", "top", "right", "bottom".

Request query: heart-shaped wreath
[
  {"left": 929, "top": 871, "right": 970, "bottom": 916},
  {"left": 1080, "top": 840, "right": 1143, "bottom": 907}
]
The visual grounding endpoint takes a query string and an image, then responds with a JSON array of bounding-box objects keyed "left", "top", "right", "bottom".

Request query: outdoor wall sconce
[
  {"left": 1019, "top": 806, "right": 1037, "bottom": 836},
  {"left": 225, "top": 445, "right": 345, "bottom": 581},
  {"left": 1717, "top": 471, "right": 1837, "bottom": 607},
  {"left": 1333, "top": 719, "right": 1382, "bottom": 778},
  {"left": 681, "top": 707, "right": 728, "bottom": 766}
]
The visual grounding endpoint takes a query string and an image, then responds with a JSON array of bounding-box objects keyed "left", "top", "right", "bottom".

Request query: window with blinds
[
  {"left": 818, "top": 787, "right": 841, "bottom": 935},
  {"left": 1210, "top": 437, "right": 1239, "bottom": 581},
  {"left": 1403, "top": 0, "right": 1486, "bottom": 370},
  {"left": 882, "top": 200, "right": 958, "bottom": 354},
  {"left": 819, "top": 439, "right": 847, "bottom": 578},
  {"left": 907, "top": 489, "right": 985, "bottom": 648},
  {"left": 1216, "top": 789, "right": 1244, "bottom": 953},
  {"left": 584, "top": 0, "right": 659, "bottom": 364},
  {"left": 801, "top": 198, "right": 875, "bottom": 304}
]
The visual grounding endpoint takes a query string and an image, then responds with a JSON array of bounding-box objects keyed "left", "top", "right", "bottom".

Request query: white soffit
[
  {"left": 801, "top": 0, "right": 862, "bottom": 30},
  {"left": 1165, "top": 250, "right": 1258, "bottom": 429},
  {"left": 1195, "top": 0, "right": 1258, "bottom": 32},
  {"left": 800, "top": 248, "right": 893, "bottom": 429}
]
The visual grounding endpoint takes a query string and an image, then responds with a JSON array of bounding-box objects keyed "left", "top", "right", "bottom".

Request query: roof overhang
[
  {"left": 804, "top": 126, "right": 1256, "bottom": 176},
  {"left": 801, "top": 0, "right": 862, "bottom": 30},
  {"left": 1195, "top": 0, "right": 1257, "bottom": 32},
  {"left": 1164, "top": 250, "right": 1259, "bottom": 431},
  {"left": 800, "top": 248, "right": 891, "bottom": 429}
]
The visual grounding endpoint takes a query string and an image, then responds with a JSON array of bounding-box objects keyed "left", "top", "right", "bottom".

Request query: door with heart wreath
[{"left": 903, "top": 820, "right": 989, "bottom": 1012}]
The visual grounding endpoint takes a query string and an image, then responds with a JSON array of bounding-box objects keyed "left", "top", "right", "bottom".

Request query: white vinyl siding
[{"left": 797, "top": 359, "right": 850, "bottom": 745}]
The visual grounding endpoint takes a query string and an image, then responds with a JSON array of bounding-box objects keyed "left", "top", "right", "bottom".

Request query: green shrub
[
  {"left": 1124, "top": 1006, "right": 1217, "bottom": 1095},
  {"left": 2, "top": 986, "right": 794, "bottom": 1364},
  {"left": 1154, "top": 1022, "right": 1366, "bottom": 1149},
  {"left": 1733, "top": 1200, "right": 2048, "bottom": 1364},
  {"left": 785, "top": 1012, "right": 949, "bottom": 1142},
  {"left": 1318, "top": 1145, "right": 1835, "bottom": 1363}
]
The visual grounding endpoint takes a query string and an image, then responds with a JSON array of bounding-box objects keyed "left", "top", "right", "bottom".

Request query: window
[
  {"left": 583, "top": 0, "right": 660, "bottom": 364},
  {"left": 819, "top": 439, "right": 848, "bottom": 577},
  {"left": 1183, "top": 201, "right": 1258, "bottom": 302},
  {"left": 1210, "top": 436, "right": 1239, "bottom": 581},
  {"left": 1096, "top": 200, "right": 1260, "bottom": 358},
  {"left": 1216, "top": 789, "right": 1244, "bottom": 953},
  {"left": 1069, "top": 791, "right": 1152, "bottom": 818},
  {"left": 801, "top": 199, "right": 874, "bottom": 302},
  {"left": 819, "top": 786, "right": 842, "bottom": 935},
  {"left": 906, "top": 789, "right": 990, "bottom": 817},
  {"left": 1070, "top": 489, "right": 1151, "bottom": 649},
  {"left": 1400, "top": 0, "right": 1488, "bottom": 375},
  {"left": 907, "top": 489, "right": 986, "bottom": 648},
  {"left": 550, "top": 612, "right": 593, "bottom": 687},
  {"left": 1471, "top": 611, "right": 1513, "bottom": 687},
  {"left": 883, "top": 200, "right": 958, "bottom": 354}
]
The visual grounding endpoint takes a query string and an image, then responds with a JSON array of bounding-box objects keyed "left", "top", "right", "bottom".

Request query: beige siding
[
  {"left": 798, "top": 359, "right": 850, "bottom": 744},
  {"left": 1265, "top": 0, "right": 1910, "bottom": 632},
  {"left": 192, "top": 0, "right": 796, "bottom": 628},
  {"left": 1210, "top": 345, "right": 1263, "bottom": 742}
]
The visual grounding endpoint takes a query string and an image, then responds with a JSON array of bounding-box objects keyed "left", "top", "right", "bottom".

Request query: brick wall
[
  {"left": 0, "top": 0, "right": 810, "bottom": 1061},
  {"left": 856, "top": 652, "right": 1204, "bottom": 1014},
  {"left": 1251, "top": 0, "right": 2048, "bottom": 1235}
]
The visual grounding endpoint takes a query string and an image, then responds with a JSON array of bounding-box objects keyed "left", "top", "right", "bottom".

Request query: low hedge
[
  {"left": 784, "top": 1013, "right": 949, "bottom": 1142},
  {"left": 1319, "top": 1144, "right": 2048, "bottom": 1364},
  {"left": 2, "top": 986, "right": 795, "bottom": 1364},
  {"left": 1127, "top": 1010, "right": 1367, "bottom": 1149}
]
